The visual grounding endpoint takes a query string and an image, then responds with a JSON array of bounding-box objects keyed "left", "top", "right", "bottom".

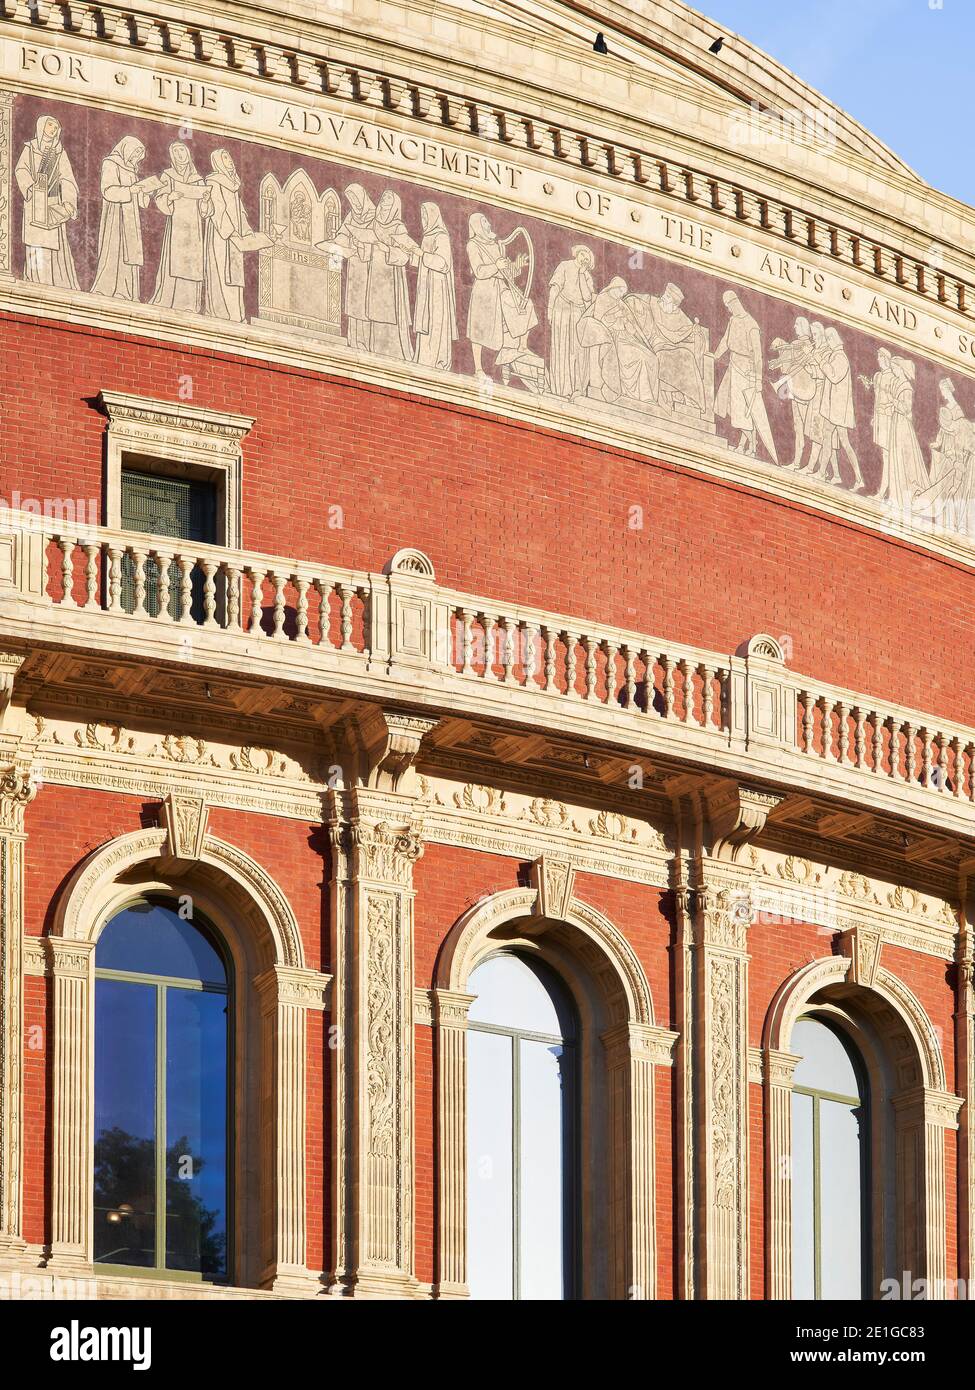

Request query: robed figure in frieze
[
  {"left": 859, "top": 348, "right": 897, "bottom": 500},
  {"left": 547, "top": 246, "right": 596, "bottom": 397},
  {"left": 15, "top": 114, "right": 79, "bottom": 290},
  {"left": 203, "top": 149, "right": 271, "bottom": 323},
  {"left": 90, "top": 138, "right": 161, "bottom": 302},
  {"left": 411, "top": 202, "right": 457, "bottom": 372},
  {"left": 151, "top": 142, "right": 213, "bottom": 314},
  {"left": 715, "top": 290, "right": 777, "bottom": 462}
]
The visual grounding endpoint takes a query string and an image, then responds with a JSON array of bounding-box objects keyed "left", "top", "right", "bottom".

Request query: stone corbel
[
  {"left": 159, "top": 791, "right": 209, "bottom": 863},
  {"left": 840, "top": 923, "right": 883, "bottom": 986},
  {"left": 343, "top": 705, "right": 439, "bottom": 796},
  {"left": 703, "top": 781, "right": 783, "bottom": 864}
]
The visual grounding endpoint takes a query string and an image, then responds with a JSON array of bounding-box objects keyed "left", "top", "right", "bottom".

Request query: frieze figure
[{"left": 14, "top": 114, "right": 79, "bottom": 289}]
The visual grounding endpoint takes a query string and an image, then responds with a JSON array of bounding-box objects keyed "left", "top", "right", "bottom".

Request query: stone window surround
[
  {"left": 98, "top": 391, "right": 254, "bottom": 551},
  {"left": 42, "top": 817, "right": 330, "bottom": 1297}
]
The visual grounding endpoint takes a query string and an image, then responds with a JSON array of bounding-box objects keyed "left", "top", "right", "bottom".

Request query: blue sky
[{"left": 696, "top": 0, "right": 973, "bottom": 205}]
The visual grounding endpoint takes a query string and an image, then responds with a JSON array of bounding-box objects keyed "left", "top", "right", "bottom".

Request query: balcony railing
[{"left": 2, "top": 514, "right": 974, "bottom": 830}]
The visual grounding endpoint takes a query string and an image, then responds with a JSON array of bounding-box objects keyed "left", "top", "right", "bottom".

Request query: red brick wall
[{"left": 5, "top": 311, "right": 975, "bottom": 728}]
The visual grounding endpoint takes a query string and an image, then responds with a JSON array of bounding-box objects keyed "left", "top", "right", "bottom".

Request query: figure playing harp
[{"left": 466, "top": 214, "right": 545, "bottom": 392}]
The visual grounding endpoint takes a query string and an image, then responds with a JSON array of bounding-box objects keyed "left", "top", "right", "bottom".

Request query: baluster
[
  {"left": 226, "top": 565, "right": 242, "bottom": 632},
  {"left": 199, "top": 559, "right": 216, "bottom": 628},
  {"left": 543, "top": 626, "right": 557, "bottom": 693},
  {"left": 819, "top": 698, "right": 833, "bottom": 758},
  {"left": 966, "top": 743, "right": 975, "bottom": 801},
  {"left": 702, "top": 664, "right": 715, "bottom": 728},
  {"left": 83, "top": 543, "right": 99, "bottom": 610},
  {"left": 524, "top": 623, "right": 539, "bottom": 688},
  {"left": 604, "top": 639, "right": 618, "bottom": 704},
  {"left": 482, "top": 614, "right": 496, "bottom": 678},
  {"left": 837, "top": 701, "right": 850, "bottom": 764},
  {"left": 888, "top": 719, "right": 900, "bottom": 779},
  {"left": 644, "top": 652, "right": 659, "bottom": 716},
  {"left": 623, "top": 645, "right": 637, "bottom": 709},
  {"left": 249, "top": 567, "right": 265, "bottom": 634},
  {"left": 662, "top": 655, "right": 675, "bottom": 718},
  {"left": 107, "top": 545, "right": 123, "bottom": 613},
  {"left": 502, "top": 618, "right": 516, "bottom": 683},
  {"left": 270, "top": 572, "right": 287, "bottom": 640},
  {"left": 936, "top": 736, "right": 948, "bottom": 794},
  {"left": 716, "top": 667, "right": 729, "bottom": 731},
  {"left": 177, "top": 554, "right": 195, "bottom": 624},
  {"left": 905, "top": 722, "right": 917, "bottom": 783},
  {"left": 58, "top": 537, "right": 76, "bottom": 606},
  {"left": 295, "top": 578, "right": 310, "bottom": 643},
  {"left": 337, "top": 582, "right": 354, "bottom": 651},
  {"left": 800, "top": 690, "right": 814, "bottom": 753},
  {"left": 872, "top": 712, "right": 883, "bottom": 773},
  {"left": 921, "top": 727, "right": 933, "bottom": 787},
  {"left": 951, "top": 737, "right": 962, "bottom": 798},
  {"left": 584, "top": 636, "right": 597, "bottom": 700},
  {"left": 853, "top": 707, "right": 866, "bottom": 768},
  {"left": 460, "top": 608, "right": 475, "bottom": 675},
  {"left": 156, "top": 548, "right": 172, "bottom": 622},
  {"left": 682, "top": 659, "right": 694, "bottom": 724},
  {"left": 565, "top": 632, "right": 578, "bottom": 697},
  {"left": 131, "top": 546, "right": 147, "bottom": 619}
]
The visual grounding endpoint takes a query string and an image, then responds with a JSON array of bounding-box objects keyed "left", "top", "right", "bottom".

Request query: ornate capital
[
  {"left": 764, "top": 1048, "right": 803, "bottom": 1089},
  {"left": 255, "top": 964, "right": 332, "bottom": 1012},
  {"left": 0, "top": 763, "right": 37, "bottom": 835},
  {"left": 893, "top": 1086, "right": 964, "bottom": 1130},
  {"left": 602, "top": 1021, "right": 679, "bottom": 1067},
  {"left": 49, "top": 939, "right": 96, "bottom": 979},
  {"left": 353, "top": 817, "right": 424, "bottom": 887}
]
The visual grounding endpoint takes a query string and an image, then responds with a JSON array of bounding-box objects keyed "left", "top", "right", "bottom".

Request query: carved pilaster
[
  {"left": 327, "top": 781, "right": 426, "bottom": 1298},
  {"left": 254, "top": 964, "right": 330, "bottom": 1295},
  {"left": 763, "top": 1048, "right": 801, "bottom": 1300},
  {"left": 672, "top": 860, "right": 696, "bottom": 1301},
  {"left": 957, "top": 918, "right": 975, "bottom": 1294},
  {"left": 48, "top": 939, "right": 96, "bottom": 1271},
  {"left": 0, "top": 763, "right": 36, "bottom": 1259},
  {"left": 892, "top": 1086, "right": 963, "bottom": 1299},
  {"left": 432, "top": 987, "right": 475, "bottom": 1299},
  {"left": 603, "top": 1021, "right": 677, "bottom": 1299},
  {"left": 694, "top": 863, "right": 752, "bottom": 1299}
]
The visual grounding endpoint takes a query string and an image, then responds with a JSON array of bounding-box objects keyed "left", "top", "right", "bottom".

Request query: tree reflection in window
[{"left": 93, "top": 899, "right": 229, "bottom": 1280}]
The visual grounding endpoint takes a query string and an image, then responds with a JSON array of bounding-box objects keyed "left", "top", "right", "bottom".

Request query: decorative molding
[{"left": 530, "top": 853, "right": 576, "bottom": 925}]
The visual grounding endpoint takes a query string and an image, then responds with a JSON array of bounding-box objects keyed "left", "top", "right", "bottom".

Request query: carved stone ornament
[
  {"left": 530, "top": 854, "right": 576, "bottom": 925},
  {"left": 160, "top": 792, "right": 209, "bottom": 862},
  {"left": 705, "top": 783, "right": 783, "bottom": 863},
  {"left": 841, "top": 924, "right": 883, "bottom": 987},
  {"left": 0, "top": 763, "right": 37, "bottom": 834},
  {"left": 353, "top": 818, "right": 424, "bottom": 886}
]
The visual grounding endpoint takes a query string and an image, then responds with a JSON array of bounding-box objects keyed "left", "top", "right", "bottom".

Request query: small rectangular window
[{"left": 120, "top": 469, "right": 218, "bottom": 621}]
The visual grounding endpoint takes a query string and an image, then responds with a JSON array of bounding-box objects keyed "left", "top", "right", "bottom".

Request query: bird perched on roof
[
  {"left": 593, "top": 32, "right": 609, "bottom": 54},
  {"left": 709, "top": 36, "right": 724, "bottom": 54}
]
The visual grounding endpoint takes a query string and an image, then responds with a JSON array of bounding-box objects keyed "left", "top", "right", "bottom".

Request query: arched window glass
[
  {"left": 467, "top": 952, "right": 577, "bottom": 1300},
  {"left": 94, "top": 898, "right": 230, "bottom": 1281},
  {"left": 791, "top": 1017, "right": 867, "bottom": 1300}
]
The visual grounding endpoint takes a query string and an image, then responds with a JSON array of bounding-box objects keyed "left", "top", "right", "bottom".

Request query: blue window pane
[
  {"left": 467, "top": 1029, "right": 514, "bottom": 1299},
  {"left": 166, "top": 989, "right": 228, "bottom": 1278},
  {"left": 468, "top": 953, "right": 573, "bottom": 1038},
  {"left": 94, "top": 979, "right": 156, "bottom": 1267},
  {"left": 519, "top": 1039, "right": 572, "bottom": 1298},
  {"left": 96, "top": 901, "right": 226, "bottom": 985}
]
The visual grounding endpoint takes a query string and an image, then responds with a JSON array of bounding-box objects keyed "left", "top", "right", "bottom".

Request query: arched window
[
  {"left": 93, "top": 898, "right": 230, "bottom": 1281},
  {"left": 791, "top": 1016, "right": 868, "bottom": 1300},
  {"left": 466, "top": 951, "right": 577, "bottom": 1300}
]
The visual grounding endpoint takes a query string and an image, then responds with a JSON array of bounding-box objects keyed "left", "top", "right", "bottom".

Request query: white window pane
[
  {"left": 519, "top": 1039, "right": 570, "bottom": 1299},
  {"left": 467, "top": 1030, "right": 513, "bottom": 1299},
  {"left": 819, "top": 1100, "right": 863, "bottom": 1299},
  {"left": 468, "top": 954, "right": 568, "bottom": 1037},
  {"left": 792, "top": 1019, "right": 860, "bottom": 1098},
  {"left": 791, "top": 1091, "right": 815, "bottom": 1300}
]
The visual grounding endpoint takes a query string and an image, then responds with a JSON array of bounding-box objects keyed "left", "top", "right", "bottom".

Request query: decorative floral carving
[
  {"left": 366, "top": 894, "right": 396, "bottom": 1159},
  {"left": 74, "top": 722, "right": 135, "bottom": 754},
  {"left": 453, "top": 783, "right": 507, "bottom": 815},
  {"left": 521, "top": 797, "right": 578, "bottom": 830}
]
